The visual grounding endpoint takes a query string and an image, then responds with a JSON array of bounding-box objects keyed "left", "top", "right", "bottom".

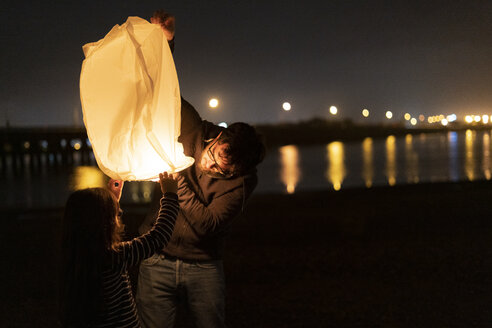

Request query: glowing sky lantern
[{"left": 80, "top": 17, "right": 194, "bottom": 181}]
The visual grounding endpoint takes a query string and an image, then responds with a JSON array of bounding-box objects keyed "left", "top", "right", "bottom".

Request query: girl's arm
[{"left": 116, "top": 173, "right": 178, "bottom": 266}]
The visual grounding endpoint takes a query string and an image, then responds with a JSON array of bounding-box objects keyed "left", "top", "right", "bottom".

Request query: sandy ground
[{"left": 2, "top": 181, "right": 492, "bottom": 327}]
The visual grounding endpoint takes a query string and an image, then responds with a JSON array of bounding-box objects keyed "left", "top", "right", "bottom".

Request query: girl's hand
[
  {"left": 159, "top": 172, "right": 177, "bottom": 194},
  {"left": 108, "top": 179, "right": 124, "bottom": 201}
]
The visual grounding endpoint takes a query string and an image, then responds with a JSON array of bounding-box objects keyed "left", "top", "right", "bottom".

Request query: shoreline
[{"left": 2, "top": 179, "right": 491, "bottom": 215}]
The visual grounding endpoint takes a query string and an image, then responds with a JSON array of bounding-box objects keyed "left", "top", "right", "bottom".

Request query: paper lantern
[{"left": 80, "top": 17, "right": 194, "bottom": 181}]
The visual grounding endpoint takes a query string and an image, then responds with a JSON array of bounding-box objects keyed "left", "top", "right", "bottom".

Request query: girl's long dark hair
[{"left": 59, "top": 187, "right": 123, "bottom": 327}]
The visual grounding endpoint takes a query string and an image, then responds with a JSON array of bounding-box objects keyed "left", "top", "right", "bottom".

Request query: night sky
[{"left": 2, "top": 0, "right": 492, "bottom": 126}]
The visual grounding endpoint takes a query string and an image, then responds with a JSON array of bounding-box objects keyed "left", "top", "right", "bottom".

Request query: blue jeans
[{"left": 136, "top": 254, "right": 226, "bottom": 328}]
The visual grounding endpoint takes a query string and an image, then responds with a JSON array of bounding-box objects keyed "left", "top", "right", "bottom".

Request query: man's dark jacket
[{"left": 139, "top": 98, "right": 258, "bottom": 261}]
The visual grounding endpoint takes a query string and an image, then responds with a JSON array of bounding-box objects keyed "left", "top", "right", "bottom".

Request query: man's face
[{"left": 199, "top": 137, "right": 235, "bottom": 179}]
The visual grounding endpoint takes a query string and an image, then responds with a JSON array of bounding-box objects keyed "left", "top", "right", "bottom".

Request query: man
[{"left": 136, "top": 10, "right": 265, "bottom": 328}]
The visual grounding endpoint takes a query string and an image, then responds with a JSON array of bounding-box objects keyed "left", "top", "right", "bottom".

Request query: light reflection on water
[
  {"left": 69, "top": 166, "right": 155, "bottom": 204},
  {"left": 385, "top": 135, "right": 397, "bottom": 186},
  {"left": 279, "top": 145, "right": 300, "bottom": 194},
  {"left": 362, "top": 138, "right": 374, "bottom": 188},
  {"left": 405, "top": 134, "right": 419, "bottom": 184},
  {"left": 0, "top": 164, "right": 157, "bottom": 209},
  {"left": 465, "top": 129, "right": 475, "bottom": 181},
  {"left": 483, "top": 133, "right": 491, "bottom": 180},
  {"left": 448, "top": 131, "right": 459, "bottom": 182},
  {"left": 70, "top": 166, "right": 106, "bottom": 190},
  {"left": 257, "top": 130, "right": 492, "bottom": 194},
  {"left": 4, "top": 130, "right": 492, "bottom": 208},
  {"left": 325, "top": 142, "right": 346, "bottom": 191}
]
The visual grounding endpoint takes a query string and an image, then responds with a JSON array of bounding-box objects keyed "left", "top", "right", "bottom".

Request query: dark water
[
  {"left": 257, "top": 130, "right": 492, "bottom": 193},
  {"left": 2, "top": 130, "right": 491, "bottom": 209}
]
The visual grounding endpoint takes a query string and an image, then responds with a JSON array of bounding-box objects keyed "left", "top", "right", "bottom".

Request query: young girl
[{"left": 59, "top": 172, "right": 178, "bottom": 327}]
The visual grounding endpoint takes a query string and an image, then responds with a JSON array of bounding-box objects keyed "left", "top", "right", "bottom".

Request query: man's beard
[{"left": 198, "top": 149, "right": 230, "bottom": 179}]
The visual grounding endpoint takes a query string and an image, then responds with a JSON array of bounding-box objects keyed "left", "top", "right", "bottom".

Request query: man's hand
[
  {"left": 151, "top": 10, "right": 175, "bottom": 41},
  {"left": 159, "top": 172, "right": 178, "bottom": 194},
  {"left": 108, "top": 179, "right": 124, "bottom": 201}
]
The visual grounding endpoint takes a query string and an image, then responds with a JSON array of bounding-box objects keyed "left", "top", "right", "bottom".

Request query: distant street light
[
  {"left": 410, "top": 118, "right": 417, "bottom": 126},
  {"left": 282, "top": 102, "right": 291, "bottom": 111},
  {"left": 330, "top": 106, "right": 338, "bottom": 115},
  {"left": 362, "top": 109, "right": 369, "bottom": 117},
  {"left": 209, "top": 98, "right": 219, "bottom": 108},
  {"left": 404, "top": 113, "right": 411, "bottom": 120},
  {"left": 385, "top": 111, "right": 393, "bottom": 119},
  {"left": 447, "top": 114, "right": 457, "bottom": 122}
]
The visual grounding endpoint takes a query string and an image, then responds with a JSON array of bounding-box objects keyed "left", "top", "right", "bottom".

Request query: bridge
[{"left": 0, "top": 127, "right": 94, "bottom": 172}]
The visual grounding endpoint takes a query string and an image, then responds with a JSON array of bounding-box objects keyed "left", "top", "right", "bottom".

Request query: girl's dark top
[{"left": 95, "top": 192, "right": 178, "bottom": 327}]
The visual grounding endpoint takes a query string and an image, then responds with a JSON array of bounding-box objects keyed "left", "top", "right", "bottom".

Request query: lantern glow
[{"left": 80, "top": 17, "right": 194, "bottom": 181}]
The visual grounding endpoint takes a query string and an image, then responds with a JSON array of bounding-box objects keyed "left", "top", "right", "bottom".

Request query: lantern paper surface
[{"left": 80, "top": 17, "right": 194, "bottom": 181}]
